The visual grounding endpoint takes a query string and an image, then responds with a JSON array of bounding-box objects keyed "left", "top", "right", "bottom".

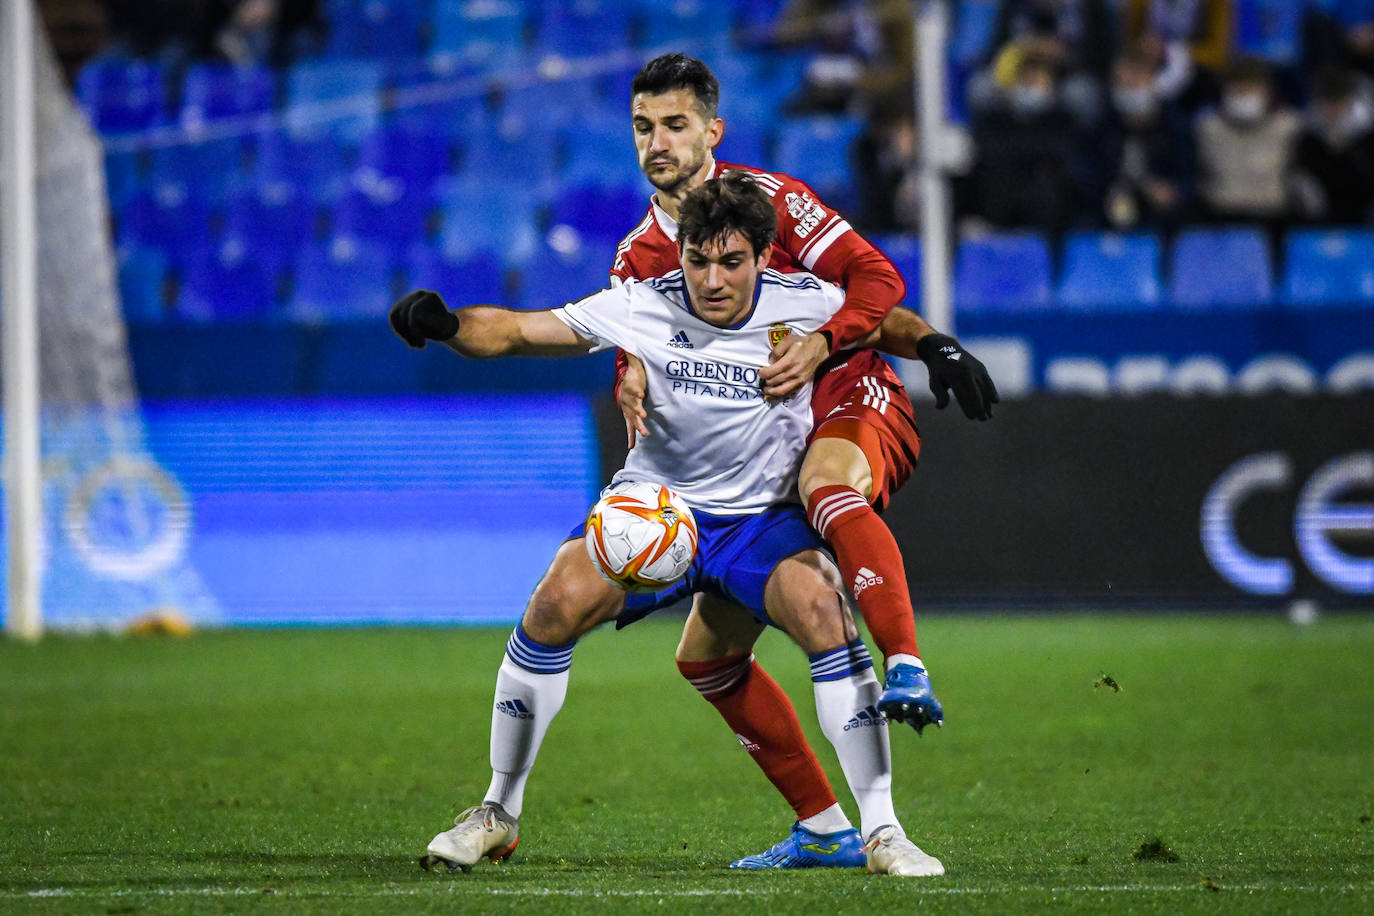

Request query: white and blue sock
[
  {"left": 483, "top": 624, "right": 575, "bottom": 820},
  {"left": 809, "top": 638, "right": 899, "bottom": 839}
]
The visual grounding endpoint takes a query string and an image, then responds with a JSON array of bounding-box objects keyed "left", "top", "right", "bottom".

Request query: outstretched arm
[
  {"left": 867, "top": 308, "right": 1000, "bottom": 422},
  {"left": 389, "top": 290, "right": 592, "bottom": 358}
]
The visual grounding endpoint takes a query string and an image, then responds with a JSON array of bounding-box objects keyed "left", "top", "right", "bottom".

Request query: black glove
[
  {"left": 388, "top": 290, "right": 460, "bottom": 349},
  {"left": 916, "top": 333, "right": 999, "bottom": 421}
]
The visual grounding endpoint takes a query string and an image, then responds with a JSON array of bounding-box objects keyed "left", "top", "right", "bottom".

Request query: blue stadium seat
[
  {"left": 103, "top": 149, "right": 145, "bottom": 208},
  {"left": 150, "top": 137, "right": 248, "bottom": 205},
  {"left": 116, "top": 244, "right": 170, "bottom": 323},
  {"left": 1281, "top": 229, "right": 1374, "bottom": 306},
  {"left": 730, "top": 0, "right": 788, "bottom": 34},
  {"left": 507, "top": 77, "right": 604, "bottom": 131},
  {"left": 117, "top": 187, "right": 213, "bottom": 251},
  {"left": 954, "top": 233, "right": 1053, "bottom": 310},
  {"left": 631, "top": 0, "right": 735, "bottom": 46},
  {"left": 533, "top": 1, "right": 632, "bottom": 57},
  {"left": 404, "top": 245, "right": 505, "bottom": 305},
  {"left": 1169, "top": 227, "right": 1274, "bottom": 308},
  {"left": 178, "top": 64, "right": 276, "bottom": 126},
  {"left": 716, "top": 119, "right": 769, "bottom": 170},
  {"left": 287, "top": 238, "right": 395, "bottom": 321},
  {"left": 1234, "top": 0, "right": 1305, "bottom": 65},
  {"left": 176, "top": 239, "right": 285, "bottom": 322},
  {"left": 550, "top": 184, "right": 646, "bottom": 244},
  {"left": 223, "top": 184, "right": 317, "bottom": 253},
  {"left": 870, "top": 234, "right": 921, "bottom": 301},
  {"left": 434, "top": 177, "right": 541, "bottom": 267},
  {"left": 1057, "top": 232, "right": 1163, "bottom": 309},
  {"left": 357, "top": 124, "right": 457, "bottom": 193},
  {"left": 558, "top": 111, "right": 644, "bottom": 190},
  {"left": 332, "top": 179, "right": 434, "bottom": 248},
  {"left": 284, "top": 60, "right": 383, "bottom": 142},
  {"left": 772, "top": 116, "right": 864, "bottom": 212},
  {"left": 76, "top": 57, "right": 169, "bottom": 132},
  {"left": 459, "top": 108, "right": 560, "bottom": 188},
  {"left": 951, "top": 0, "right": 1000, "bottom": 67},
  {"left": 516, "top": 230, "right": 615, "bottom": 311},
  {"left": 249, "top": 132, "right": 352, "bottom": 205},
  {"left": 705, "top": 51, "right": 806, "bottom": 126},
  {"left": 319, "top": 0, "right": 423, "bottom": 59},
  {"left": 430, "top": 0, "right": 528, "bottom": 70}
]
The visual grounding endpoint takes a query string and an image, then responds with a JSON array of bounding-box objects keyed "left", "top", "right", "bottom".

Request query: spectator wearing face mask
[
  {"left": 963, "top": 53, "right": 1090, "bottom": 237},
  {"left": 1292, "top": 67, "right": 1374, "bottom": 224},
  {"left": 1093, "top": 47, "right": 1195, "bottom": 232},
  {"left": 1194, "top": 57, "right": 1301, "bottom": 230}
]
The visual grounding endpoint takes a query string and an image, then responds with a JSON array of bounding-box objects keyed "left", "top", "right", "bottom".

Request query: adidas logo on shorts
[
  {"left": 852, "top": 566, "right": 884, "bottom": 597},
  {"left": 495, "top": 698, "right": 533, "bottom": 720},
  {"left": 843, "top": 704, "right": 887, "bottom": 731}
]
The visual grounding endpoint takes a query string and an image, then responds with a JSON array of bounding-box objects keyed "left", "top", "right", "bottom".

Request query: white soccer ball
[{"left": 584, "top": 481, "right": 698, "bottom": 590}]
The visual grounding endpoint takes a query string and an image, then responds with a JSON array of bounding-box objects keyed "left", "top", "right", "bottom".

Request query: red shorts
[{"left": 808, "top": 350, "right": 921, "bottom": 513}]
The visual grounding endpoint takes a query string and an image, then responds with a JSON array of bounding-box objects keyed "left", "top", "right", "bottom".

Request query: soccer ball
[{"left": 584, "top": 481, "right": 698, "bottom": 590}]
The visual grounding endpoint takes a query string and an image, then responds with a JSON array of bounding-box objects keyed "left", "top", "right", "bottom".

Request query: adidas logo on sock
[
  {"left": 843, "top": 704, "right": 887, "bottom": 731},
  {"left": 852, "top": 567, "right": 884, "bottom": 597},
  {"left": 495, "top": 698, "right": 533, "bottom": 720},
  {"left": 667, "top": 330, "right": 695, "bottom": 349},
  {"left": 735, "top": 732, "right": 761, "bottom": 752}
]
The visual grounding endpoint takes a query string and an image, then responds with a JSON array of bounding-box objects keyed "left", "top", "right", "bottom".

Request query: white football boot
[
  {"left": 421, "top": 804, "right": 519, "bottom": 872},
  {"left": 863, "top": 825, "right": 945, "bottom": 876}
]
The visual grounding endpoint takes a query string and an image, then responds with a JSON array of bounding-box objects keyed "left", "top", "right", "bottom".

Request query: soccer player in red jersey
[{"left": 608, "top": 53, "right": 997, "bottom": 858}]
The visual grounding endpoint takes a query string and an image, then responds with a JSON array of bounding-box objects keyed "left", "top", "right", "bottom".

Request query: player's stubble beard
[{"left": 643, "top": 143, "right": 710, "bottom": 198}]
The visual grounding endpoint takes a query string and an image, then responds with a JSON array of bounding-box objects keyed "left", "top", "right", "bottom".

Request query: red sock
[
  {"left": 808, "top": 484, "right": 920, "bottom": 660},
  {"left": 677, "top": 653, "right": 837, "bottom": 820}
]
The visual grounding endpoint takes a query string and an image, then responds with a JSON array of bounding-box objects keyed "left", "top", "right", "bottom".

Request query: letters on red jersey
[
  {"left": 608, "top": 159, "right": 912, "bottom": 424},
  {"left": 609, "top": 161, "right": 905, "bottom": 351}
]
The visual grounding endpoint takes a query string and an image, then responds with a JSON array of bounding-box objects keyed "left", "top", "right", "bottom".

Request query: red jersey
[{"left": 610, "top": 160, "right": 909, "bottom": 421}]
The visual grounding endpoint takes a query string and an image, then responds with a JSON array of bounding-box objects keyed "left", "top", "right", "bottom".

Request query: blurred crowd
[
  {"left": 26, "top": 0, "right": 1374, "bottom": 323},
  {"left": 776, "top": 0, "right": 1374, "bottom": 240},
  {"left": 43, "top": 0, "right": 1374, "bottom": 243}
]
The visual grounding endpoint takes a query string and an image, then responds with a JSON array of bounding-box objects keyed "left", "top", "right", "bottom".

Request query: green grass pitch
[{"left": 2, "top": 614, "right": 1372, "bottom": 914}]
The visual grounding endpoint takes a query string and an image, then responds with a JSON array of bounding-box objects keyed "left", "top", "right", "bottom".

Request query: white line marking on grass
[{"left": 10, "top": 882, "right": 1374, "bottom": 901}]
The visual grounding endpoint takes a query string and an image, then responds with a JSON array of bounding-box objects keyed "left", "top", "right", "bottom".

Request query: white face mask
[
  {"left": 1319, "top": 99, "right": 1373, "bottom": 145},
  {"left": 1012, "top": 85, "right": 1053, "bottom": 115},
  {"left": 1224, "top": 91, "right": 1267, "bottom": 123},
  {"left": 1113, "top": 86, "right": 1158, "bottom": 119}
]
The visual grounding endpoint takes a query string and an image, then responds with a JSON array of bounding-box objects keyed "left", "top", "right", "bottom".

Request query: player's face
[
  {"left": 680, "top": 232, "right": 771, "bottom": 327},
  {"left": 631, "top": 89, "right": 724, "bottom": 195}
]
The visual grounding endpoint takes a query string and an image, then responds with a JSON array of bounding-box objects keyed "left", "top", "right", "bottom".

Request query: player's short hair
[
  {"left": 677, "top": 173, "right": 777, "bottom": 259},
  {"left": 631, "top": 53, "right": 720, "bottom": 120}
]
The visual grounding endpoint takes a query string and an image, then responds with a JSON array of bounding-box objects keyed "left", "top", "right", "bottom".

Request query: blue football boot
[
  {"left": 729, "top": 822, "right": 866, "bottom": 869},
  {"left": 876, "top": 663, "right": 944, "bottom": 734}
]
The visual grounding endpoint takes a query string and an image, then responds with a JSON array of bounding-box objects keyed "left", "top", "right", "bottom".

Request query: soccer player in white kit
[{"left": 389, "top": 174, "right": 943, "bottom": 877}]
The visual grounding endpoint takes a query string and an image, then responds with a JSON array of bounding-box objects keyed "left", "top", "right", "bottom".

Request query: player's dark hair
[
  {"left": 631, "top": 53, "right": 720, "bottom": 119},
  {"left": 677, "top": 173, "right": 777, "bottom": 259}
]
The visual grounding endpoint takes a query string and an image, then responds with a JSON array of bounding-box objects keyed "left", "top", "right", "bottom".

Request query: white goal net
[{"left": 2, "top": 11, "right": 218, "bottom": 631}]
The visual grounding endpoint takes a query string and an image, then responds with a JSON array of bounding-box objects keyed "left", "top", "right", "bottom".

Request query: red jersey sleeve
[{"left": 730, "top": 165, "right": 906, "bottom": 352}]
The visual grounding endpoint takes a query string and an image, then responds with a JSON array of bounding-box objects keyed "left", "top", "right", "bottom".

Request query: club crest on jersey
[{"left": 768, "top": 322, "right": 792, "bottom": 348}]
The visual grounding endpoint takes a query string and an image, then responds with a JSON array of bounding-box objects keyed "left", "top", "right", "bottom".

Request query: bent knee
[
  {"left": 523, "top": 576, "right": 613, "bottom": 645},
  {"left": 766, "top": 553, "right": 854, "bottom": 653}
]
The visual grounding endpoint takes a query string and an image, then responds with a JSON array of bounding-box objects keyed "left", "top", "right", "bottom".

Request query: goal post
[
  {"left": 2, "top": 1, "right": 219, "bottom": 635},
  {"left": 2, "top": 0, "right": 42, "bottom": 641}
]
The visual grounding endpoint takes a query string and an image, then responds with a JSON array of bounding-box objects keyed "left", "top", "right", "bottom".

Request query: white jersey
[{"left": 554, "top": 269, "right": 844, "bottom": 514}]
